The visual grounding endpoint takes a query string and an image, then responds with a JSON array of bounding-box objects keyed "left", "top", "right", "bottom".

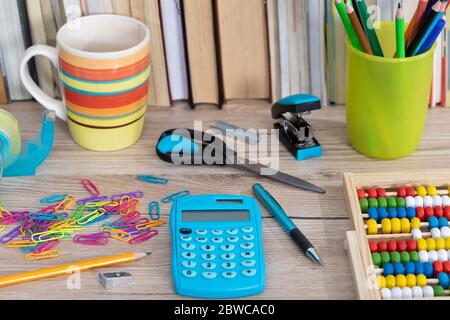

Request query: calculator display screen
[{"left": 182, "top": 210, "right": 250, "bottom": 222}]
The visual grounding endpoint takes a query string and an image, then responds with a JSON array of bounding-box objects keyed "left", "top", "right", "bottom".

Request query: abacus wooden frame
[{"left": 343, "top": 171, "right": 450, "bottom": 300}]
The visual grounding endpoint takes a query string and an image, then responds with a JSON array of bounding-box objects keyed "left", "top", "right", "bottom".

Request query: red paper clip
[
  {"left": 81, "top": 179, "right": 100, "bottom": 196},
  {"left": 129, "top": 230, "right": 158, "bottom": 244}
]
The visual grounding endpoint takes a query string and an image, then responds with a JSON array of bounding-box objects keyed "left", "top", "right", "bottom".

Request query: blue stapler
[
  {"left": 0, "top": 109, "right": 55, "bottom": 177},
  {"left": 272, "top": 94, "right": 323, "bottom": 161}
]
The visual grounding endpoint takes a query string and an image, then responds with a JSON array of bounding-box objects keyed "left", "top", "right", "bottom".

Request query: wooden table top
[{"left": 0, "top": 101, "right": 449, "bottom": 300}]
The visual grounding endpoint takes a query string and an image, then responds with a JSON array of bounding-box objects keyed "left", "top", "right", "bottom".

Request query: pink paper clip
[
  {"left": 81, "top": 179, "right": 100, "bottom": 196},
  {"left": 32, "top": 239, "right": 60, "bottom": 254},
  {"left": 129, "top": 230, "right": 158, "bottom": 244},
  {"left": 73, "top": 233, "right": 108, "bottom": 246}
]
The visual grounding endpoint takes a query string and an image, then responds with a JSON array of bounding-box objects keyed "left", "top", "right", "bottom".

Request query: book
[
  {"left": 26, "top": 0, "right": 56, "bottom": 98},
  {"left": 307, "top": 0, "right": 328, "bottom": 104},
  {"left": 182, "top": 0, "right": 220, "bottom": 106},
  {"left": 215, "top": 0, "right": 270, "bottom": 101},
  {"left": 0, "top": 49, "right": 10, "bottom": 105},
  {"left": 112, "top": 0, "right": 131, "bottom": 16},
  {"left": 278, "top": 0, "right": 311, "bottom": 100},
  {"left": 82, "top": 0, "right": 113, "bottom": 14},
  {"left": 266, "top": 0, "right": 281, "bottom": 103},
  {"left": 325, "top": 0, "right": 336, "bottom": 104},
  {"left": 130, "top": 0, "right": 171, "bottom": 106},
  {"left": 160, "top": 0, "right": 189, "bottom": 101},
  {"left": 0, "top": 0, "right": 32, "bottom": 100},
  {"left": 62, "top": 0, "right": 83, "bottom": 21}
]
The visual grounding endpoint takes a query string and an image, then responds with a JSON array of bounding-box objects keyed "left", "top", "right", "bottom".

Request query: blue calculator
[{"left": 170, "top": 195, "right": 265, "bottom": 299}]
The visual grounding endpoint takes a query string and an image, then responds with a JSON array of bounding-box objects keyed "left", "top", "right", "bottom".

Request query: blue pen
[
  {"left": 252, "top": 183, "right": 322, "bottom": 265},
  {"left": 412, "top": 1, "right": 446, "bottom": 56},
  {"left": 417, "top": 17, "right": 446, "bottom": 55}
]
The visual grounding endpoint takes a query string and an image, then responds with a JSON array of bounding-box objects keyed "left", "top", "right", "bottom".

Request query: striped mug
[{"left": 20, "top": 15, "right": 150, "bottom": 152}]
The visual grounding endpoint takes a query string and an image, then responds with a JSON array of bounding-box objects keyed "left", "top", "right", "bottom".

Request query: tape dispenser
[{"left": 0, "top": 109, "right": 55, "bottom": 177}]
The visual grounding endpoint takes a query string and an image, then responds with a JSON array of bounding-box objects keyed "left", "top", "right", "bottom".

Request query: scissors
[{"left": 156, "top": 129, "right": 325, "bottom": 194}]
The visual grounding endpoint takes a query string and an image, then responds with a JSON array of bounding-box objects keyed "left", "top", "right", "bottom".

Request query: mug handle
[{"left": 20, "top": 45, "right": 67, "bottom": 121}]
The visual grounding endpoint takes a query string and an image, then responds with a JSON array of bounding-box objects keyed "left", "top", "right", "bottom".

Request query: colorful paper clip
[
  {"left": 32, "top": 240, "right": 59, "bottom": 254},
  {"left": 161, "top": 190, "right": 191, "bottom": 203},
  {"left": 148, "top": 201, "right": 160, "bottom": 220},
  {"left": 129, "top": 229, "right": 158, "bottom": 244},
  {"left": 0, "top": 226, "right": 22, "bottom": 244},
  {"left": 111, "top": 191, "right": 144, "bottom": 202},
  {"left": 0, "top": 225, "right": 5, "bottom": 233},
  {"left": 81, "top": 179, "right": 100, "bottom": 196},
  {"left": 54, "top": 194, "right": 77, "bottom": 213},
  {"left": 5, "top": 240, "right": 38, "bottom": 248},
  {"left": 73, "top": 233, "right": 108, "bottom": 246},
  {"left": 76, "top": 195, "right": 108, "bottom": 206},
  {"left": 25, "top": 250, "right": 61, "bottom": 261},
  {"left": 135, "top": 219, "right": 167, "bottom": 231},
  {"left": 101, "top": 226, "right": 131, "bottom": 243},
  {"left": 40, "top": 194, "right": 69, "bottom": 205},
  {"left": 31, "top": 230, "right": 65, "bottom": 243},
  {"left": 137, "top": 175, "right": 169, "bottom": 185}
]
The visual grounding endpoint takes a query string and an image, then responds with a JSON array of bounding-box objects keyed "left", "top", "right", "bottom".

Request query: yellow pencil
[{"left": 0, "top": 252, "right": 150, "bottom": 287}]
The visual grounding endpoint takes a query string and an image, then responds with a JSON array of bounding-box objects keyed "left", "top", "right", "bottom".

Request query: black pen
[{"left": 252, "top": 183, "right": 322, "bottom": 265}]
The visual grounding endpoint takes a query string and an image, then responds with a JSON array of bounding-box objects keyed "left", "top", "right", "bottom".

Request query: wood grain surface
[{"left": 0, "top": 101, "right": 449, "bottom": 300}]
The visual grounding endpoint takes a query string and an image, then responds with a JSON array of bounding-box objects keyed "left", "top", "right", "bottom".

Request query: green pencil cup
[{"left": 346, "top": 22, "right": 435, "bottom": 160}]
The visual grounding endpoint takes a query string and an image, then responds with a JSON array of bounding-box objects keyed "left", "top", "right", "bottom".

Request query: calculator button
[
  {"left": 226, "top": 229, "right": 239, "bottom": 235},
  {"left": 241, "top": 251, "right": 255, "bottom": 258},
  {"left": 242, "top": 269, "right": 257, "bottom": 277},
  {"left": 240, "top": 242, "right": 254, "bottom": 250},
  {"left": 201, "top": 245, "right": 215, "bottom": 252},
  {"left": 180, "top": 228, "right": 192, "bottom": 234},
  {"left": 242, "top": 227, "right": 254, "bottom": 233},
  {"left": 202, "top": 262, "right": 217, "bottom": 270},
  {"left": 196, "top": 229, "right": 208, "bottom": 235},
  {"left": 243, "top": 235, "right": 254, "bottom": 241},
  {"left": 212, "top": 237, "right": 224, "bottom": 244},
  {"left": 182, "top": 261, "right": 197, "bottom": 268},
  {"left": 222, "top": 271, "right": 237, "bottom": 279},
  {"left": 220, "top": 244, "right": 235, "bottom": 252},
  {"left": 202, "top": 272, "right": 217, "bottom": 279},
  {"left": 241, "top": 260, "right": 256, "bottom": 267},
  {"left": 211, "top": 230, "right": 223, "bottom": 236},
  {"left": 227, "top": 237, "right": 239, "bottom": 243},
  {"left": 196, "top": 237, "right": 208, "bottom": 243},
  {"left": 181, "top": 252, "right": 196, "bottom": 259},
  {"left": 221, "top": 253, "right": 236, "bottom": 261},
  {"left": 221, "top": 262, "right": 237, "bottom": 270},
  {"left": 201, "top": 254, "right": 216, "bottom": 261},
  {"left": 181, "top": 243, "right": 196, "bottom": 250},
  {"left": 180, "top": 236, "right": 192, "bottom": 242},
  {"left": 182, "top": 270, "right": 197, "bottom": 278}
]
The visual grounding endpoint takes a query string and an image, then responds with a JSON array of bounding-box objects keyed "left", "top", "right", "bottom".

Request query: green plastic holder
[{"left": 346, "top": 22, "right": 435, "bottom": 160}]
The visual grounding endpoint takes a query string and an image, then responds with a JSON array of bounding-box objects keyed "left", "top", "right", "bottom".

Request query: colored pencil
[
  {"left": 351, "top": 0, "right": 364, "bottom": 31},
  {"left": 395, "top": 3, "right": 406, "bottom": 58},
  {"left": 405, "top": 0, "right": 430, "bottom": 47},
  {"left": 356, "top": 0, "right": 384, "bottom": 56},
  {"left": 346, "top": 1, "right": 373, "bottom": 54},
  {"left": 0, "top": 252, "right": 150, "bottom": 287},
  {"left": 416, "top": 16, "right": 446, "bottom": 55},
  {"left": 407, "top": 1, "right": 444, "bottom": 56},
  {"left": 334, "top": 0, "right": 363, "bottom": 51}
]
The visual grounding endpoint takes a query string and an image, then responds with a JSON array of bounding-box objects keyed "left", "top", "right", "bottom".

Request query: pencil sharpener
[
  {"left": 99, "top": 271, "right": 134, "bottom": 289},
  {"left": 271, "top": 94, "right": 323, "bottom": 161}
]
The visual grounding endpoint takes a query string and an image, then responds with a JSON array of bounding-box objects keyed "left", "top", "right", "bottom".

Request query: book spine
[{"left": 212, "top": 0, "right": 225, "bottom": 107}]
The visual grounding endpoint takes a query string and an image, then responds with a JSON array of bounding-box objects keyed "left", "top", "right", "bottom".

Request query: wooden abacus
[{"left": 344, "top": 171, "right": 450, "bottom": 300}]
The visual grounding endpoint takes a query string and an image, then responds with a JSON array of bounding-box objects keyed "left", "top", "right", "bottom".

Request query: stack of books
[{"left": 1, "top": 0, "right": 449, "bottom": 108}]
